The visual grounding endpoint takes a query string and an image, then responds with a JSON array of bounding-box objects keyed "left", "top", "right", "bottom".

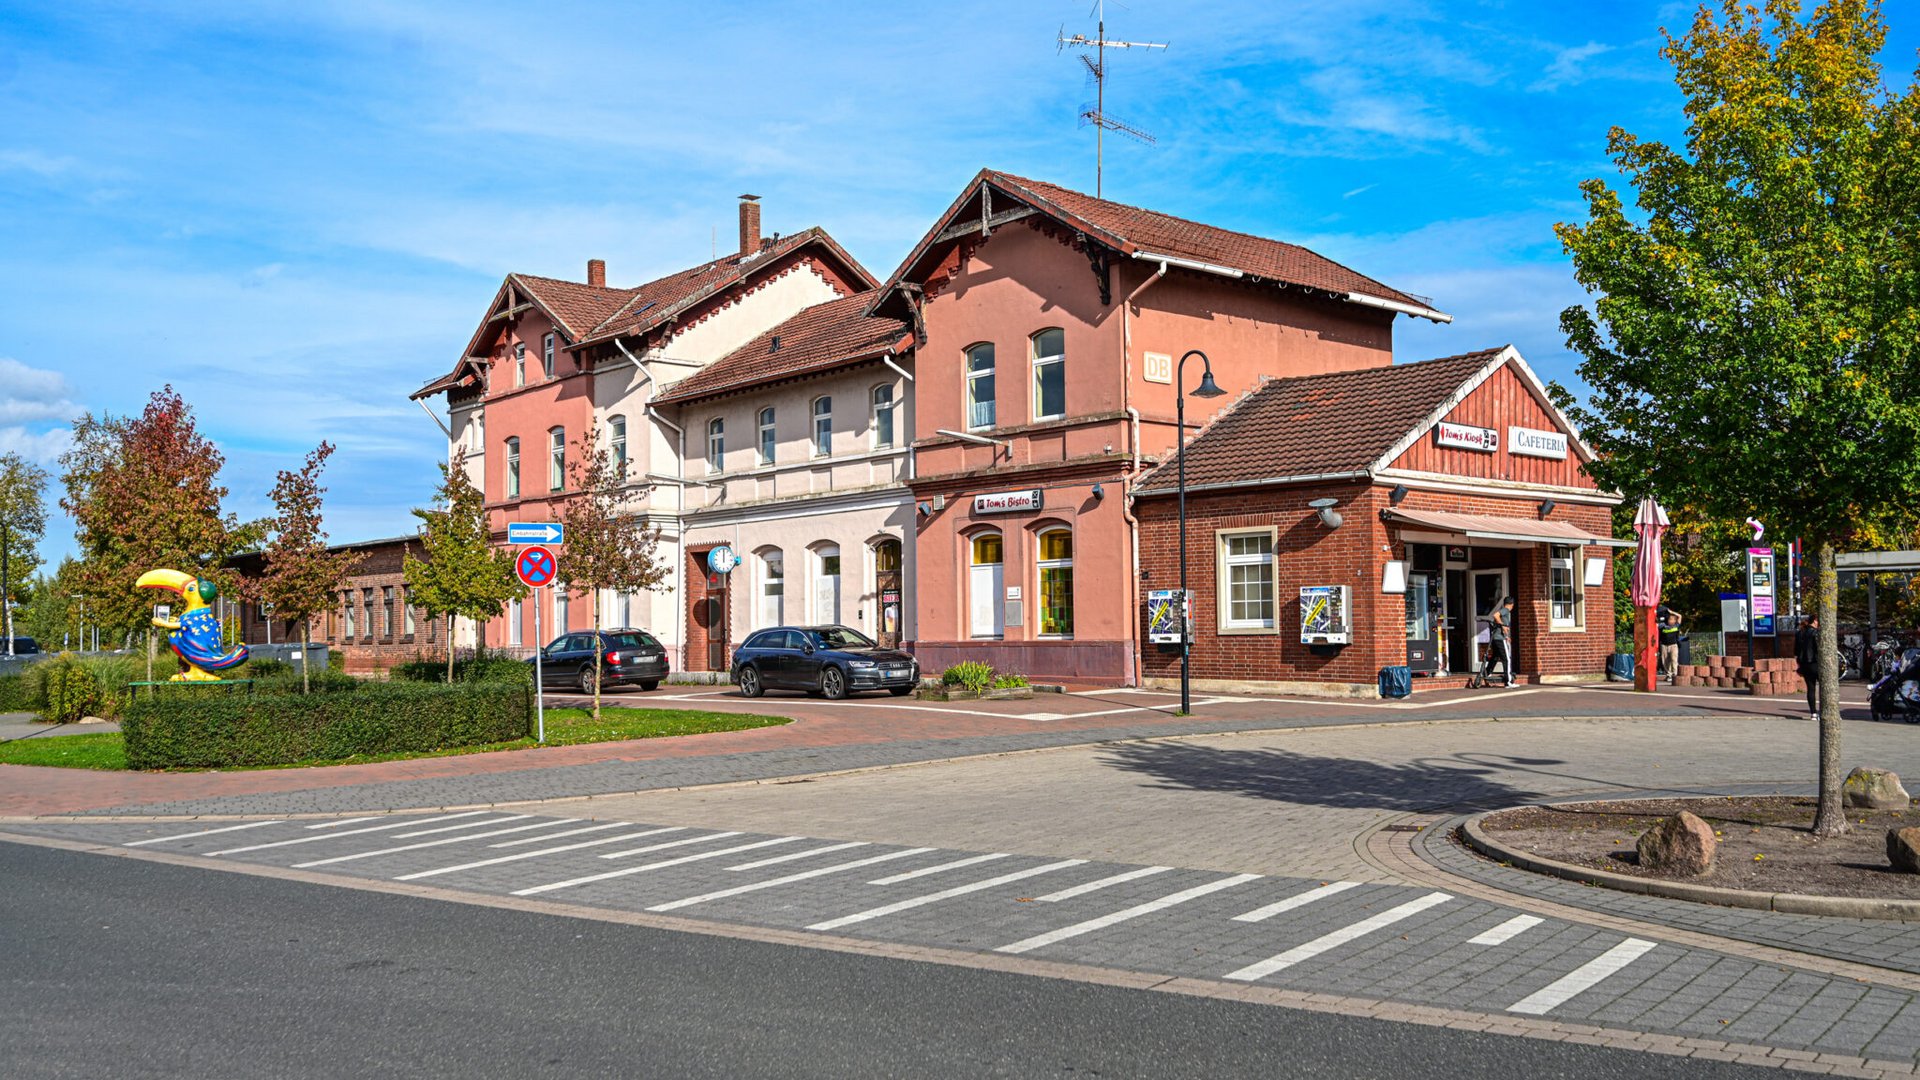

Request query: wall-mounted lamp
[
  {"left": 1090, "top": 483, "right": 1105, "bottom": 501},
  {"left": 1308, "top": 497, "right": 1344, "bottom": 530},
  {"left": 916, "top": 501, "right": 933, "bottom": 516},
  {"left": 1389, "top": 484, "right": 1410, "bottom": 506},
  {"left": 1538, "top": 498, "right": 1557, "bottom": 518}
]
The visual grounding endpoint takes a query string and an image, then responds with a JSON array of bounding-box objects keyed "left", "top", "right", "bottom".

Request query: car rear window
[{"left": 604, "top": 632, "right": 657, "bottom": 650}]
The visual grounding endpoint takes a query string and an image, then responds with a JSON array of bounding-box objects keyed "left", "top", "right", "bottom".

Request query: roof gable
[{"left": 653, "top": 291, "right": 910, "bottom": 406}]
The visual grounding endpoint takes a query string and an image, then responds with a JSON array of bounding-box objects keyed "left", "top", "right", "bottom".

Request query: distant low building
[{"left": 228, "top": 535, "right": 454, "bottom": 676}]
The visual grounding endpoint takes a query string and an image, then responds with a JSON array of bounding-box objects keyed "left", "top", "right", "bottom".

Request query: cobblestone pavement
[
  {"left": 0, "top": 681, "right": 1877, "bottom": 817},
  {"left": 8, "top": 803, "right": 1920, "bottom": 1075}
]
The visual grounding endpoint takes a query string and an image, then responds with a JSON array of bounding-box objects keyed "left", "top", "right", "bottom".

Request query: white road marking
[
  {"left": 870, "top": 852, "right": 1007, "bottom": 884},
  {"left": 1508, "top": 938, "right": 1657, "bottom": 1015},
  {"left": 290, "top": 819, "right": 577, "bottom": 868},
  {"left": 808, "top": 859, "right": 1087, "bottom": 932},
  {"left": 123, "top": 820, "right": 284, "bottom": 847},
  {"left": 1231, "top": 881, "right": 1362, "bottom": 922},
  {"left": 1035, "top": 866, "right": 1174, "bottom": 902},
  {"left": 649, "top": 848, "right": 936, "bottom": 912},
  {"left": 513, "top": 836, "right": 806, "bottom": 896},
  {"left": 599, "top": 832, "right": 741, "bottom": 859},
  {"left": 1225, "top": 891, "right": 1453, "bottom": 982},
  {"left": 489, "top": 822, "right": 630, "bottom": 847},
  {"left": 305, "top": 817, "right": 377, "bottom": 830},
  {"left": 1469, "top": 914, "right": 1544, "bottom": 947},
  {"left": 392, "top": 815, "right": 530, "bottom": 838},
  {"left": 998, "top": 873, "right": 1262, "bottom": 955},
  {"left": 727, "top": 841, "right": 869, "bottom": 871},
  {"left": 394, "top": 827, "right": 686, "bottom": 881},
  {"left": 206, "top": 812, "right": 489, "bottom": 856}
]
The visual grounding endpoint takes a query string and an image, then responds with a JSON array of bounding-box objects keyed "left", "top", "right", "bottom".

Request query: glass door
[{"left": 1405, "top": 573, "right": 1439, "bottom": 674}]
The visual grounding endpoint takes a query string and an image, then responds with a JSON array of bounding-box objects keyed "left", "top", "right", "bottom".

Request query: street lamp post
[{"left": 1175, "top": 349, "right": 1226, "bottom": 714}]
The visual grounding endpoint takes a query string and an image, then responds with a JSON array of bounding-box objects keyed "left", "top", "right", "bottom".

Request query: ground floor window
[
  {"left": 508, "top": 598, "right": 523, "bottom": 646},
  {"left": 1549, "top": 544, "right": 1582, "bottom": 628},
  {"left": 814, "top": 544, "right": 842, "bottom": 624},
  {"left": 758, "top": 549, "right": 784, "bottom": 629},
  {"left": 1037, "top": 528, "right": 1073, "bottom": 637},
  {"left": 1219, "top": 530, "right": 1276, "bottom": 630},
  {"left": 555, "top": 590, "right": 570, "bottom": 633}
]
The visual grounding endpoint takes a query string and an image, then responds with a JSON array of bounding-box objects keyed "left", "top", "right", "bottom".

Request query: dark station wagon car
[
  {"left": 527, "top": 629, "right": 669, "bottom": 694},
  {"left": 731, "top": 625, "right": 918, "bottom": 700}
]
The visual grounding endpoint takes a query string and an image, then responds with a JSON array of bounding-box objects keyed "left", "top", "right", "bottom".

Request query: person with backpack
[
  {"left": 1481, "top": 596, "right": 1517, "bottom": 688},
  {"left": 1796, "top": 615, "right": 1821, "bottom": 717}
]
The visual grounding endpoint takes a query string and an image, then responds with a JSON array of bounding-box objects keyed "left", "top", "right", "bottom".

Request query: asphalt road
[{"left": 4, "top": 843, "right": 1777, "bottom": 1079}]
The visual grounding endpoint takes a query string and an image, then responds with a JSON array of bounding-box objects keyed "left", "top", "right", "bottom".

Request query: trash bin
[
  {"left": 1378, "top": 666, "right": 1412, "bottom": 699},
  {"left": 1677, "top": 633, "right": 1693, "bottom": 667}
]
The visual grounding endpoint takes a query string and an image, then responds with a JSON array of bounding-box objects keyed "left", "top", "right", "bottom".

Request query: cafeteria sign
[
  {"left": 1508, "top": 426, "right": 1569, "bottom": 460},
  {"left": 1435, "top": 422, "right": 1498, "bottom": 452},
  {"left": 974, "top": 489, "right": 1043, "bottom": 514}
]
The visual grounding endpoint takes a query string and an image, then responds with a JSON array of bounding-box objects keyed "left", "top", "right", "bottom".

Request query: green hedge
[
  {"left": 390, "top": 652, "right": 533, "bottom": 686},
  {"left": 0, "top": 674, "right": 29, "bottom": 712},
  {"left": 121, "top": 681, "right": 532, "bottom": 769}
]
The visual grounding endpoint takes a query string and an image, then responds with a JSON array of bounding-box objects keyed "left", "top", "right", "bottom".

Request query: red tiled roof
[
  {"left": 653, "top": 291, "right": 910, "bottom": 405},
  {"left": 1134, "top": 348, "right": 1511, "bottom": 493},
  {"left": 509, "top": 273, "right": 643, "bottom": 340},
  {"left": 986, "top": 171, "right": 1432, "bottom": 311}
]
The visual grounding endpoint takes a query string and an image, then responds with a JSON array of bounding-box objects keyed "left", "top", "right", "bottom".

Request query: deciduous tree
[
  {"left": 262, "top": 442, "right": 361, "bottom": 691},
  {"left": 557, "top": 421, "right": 669, "bottom": 723},
  {"left": 1553, "top": 0, "right": 1920, "bottom": 836},
  {"left": 403, "top": 448, "right": 526, "bottom": 681},
  {"left": 0, "top": 452, "right": 50, "bottom": 654}
]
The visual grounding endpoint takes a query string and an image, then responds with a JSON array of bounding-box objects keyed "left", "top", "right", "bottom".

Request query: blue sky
[{"left": 4, "top": 1, "right": 1918, "bottom": 563}]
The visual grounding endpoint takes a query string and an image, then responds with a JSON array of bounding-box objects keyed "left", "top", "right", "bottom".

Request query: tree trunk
[
  {"left": 300, "top": 618, "right": 311, "bottom": 694},
  {"left": 1812, "top": 540, "right": 1847, "bottom": 837},
  {"left": 591, "top": 593, "right": 603, "bottom": 726},
  {"left": 447, "top": 615, "right": 456, "bottom": 684}
]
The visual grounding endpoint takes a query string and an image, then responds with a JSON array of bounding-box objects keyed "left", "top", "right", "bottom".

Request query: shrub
[
  {"left": 941, "top": 661, "right": 995, "bottom": 694},
  {"left": 991, "top": 673, "right": 1029, "bottom": 689},
  {"left": 34, "top": 654, "right": 105, "bottom": 724},
  {"left": 391, "top": 651, "right": 532, "bottom": 687},
  {"left": 242, "top": 657, "right": 291, "bottom": 679},
  {"left": 327, "top": 649, "right": 346, "bottom": 672},
  {"left": 121, "top": 681, "right": 533, "bottom": 769},
  {"left": 0, "top": 674, "right": 31, "bottom": 712},
  {"left": 252, "top": 666, "right": 361, "bottom": 695}
]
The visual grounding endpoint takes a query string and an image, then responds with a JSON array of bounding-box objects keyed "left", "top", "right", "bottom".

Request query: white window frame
[
  {"left": 1031, "top": 328, "right": 1065, "bottom": 422},
  {"left": 1217, "top": 527, "right": 1278, "bottom": 634},
  {"left": 757, "top": 407, "right": 776, "bottom": 466},
  {"left": 706, "top": 417, "right": 725, "bottom": 474},
  {"left": 508, "top": 598, "right": 523, "bottom": 647},
  {"left": 1549, "top": 544, "right": 1584, "bottom": 630},
  {"left": 548, "top": 427, "right": 565, "bottom": 491},
  {"left": 1036, "top": 527, "right": 1073, "bottom": 638},
  {"left": 812, "top": 396, "right": 832, "bottom": 458},
  {"left": 758, "top": 548, "right": 784, "bottom": 629},
  {"left": 870, "top": 384, "right": 896, "bottom": 449},
  {"left": 342, "top": 591, "right": 356, "bottom": 638},
  {"left": 505, "top": 436, "right": 520, "bottom": 499},
  {"left": 542, "top": 332, "right": 556, "bottom": 379},
  {"left": 608, "top": 415, "right": 627, "bottom": 476},
  {"left": 965, "top": 343, "right": 995, "bottom": 431},
  {"left": 513, "top": 342, "right": 526, "bottom": 387},
  {"left": 555, "top": 590, "right": 569, "bottom": 634},
  {"left": 403, "top": 586, "right": 416, "bottom": 637}
]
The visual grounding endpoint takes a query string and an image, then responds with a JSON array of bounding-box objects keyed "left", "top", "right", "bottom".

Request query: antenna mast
[{"left": 1058, "top": 0, "right": 1166, "bottom": 197}]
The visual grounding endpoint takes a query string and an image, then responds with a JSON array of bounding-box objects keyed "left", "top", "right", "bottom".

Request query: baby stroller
[
  {"left": 1868, "top": 648, "right": 1920, "bottom": 723},
  {"left": 1465, "top": 618, "right": 1513, "bottom": 689}
]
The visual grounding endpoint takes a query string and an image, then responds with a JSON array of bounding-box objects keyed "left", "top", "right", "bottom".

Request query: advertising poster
[
  {"left": 1747, "top": 547, "right": 1776, "bottom": 637},
  {"left": 1147, "top": 589, "right": 1188, "bottom": 644}
]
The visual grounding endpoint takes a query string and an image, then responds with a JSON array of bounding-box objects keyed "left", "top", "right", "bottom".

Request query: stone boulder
[
  {"left": 1844, "top": 767, "right": 1911, "bottom": 811},
  {"left": 1889, "top": 828, "right": 1920, "bottom": 875},
  {"left": 1636, "top": 810, "right": 1717, "bottom": 876}
]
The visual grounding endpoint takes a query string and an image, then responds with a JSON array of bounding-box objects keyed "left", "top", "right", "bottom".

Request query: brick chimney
[
  {"left": 586, "top": 259, "right": 606, "bottom": 287},
  {"left": 738, "top": 195, "right": 761, "bottom": 256}
]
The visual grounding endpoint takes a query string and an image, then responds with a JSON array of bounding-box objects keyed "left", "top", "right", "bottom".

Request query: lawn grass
[{"left": 0, "top": 707, "right": 789, "bottom": 771}]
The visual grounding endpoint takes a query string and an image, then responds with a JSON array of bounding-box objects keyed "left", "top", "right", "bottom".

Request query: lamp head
[{"left": 1192, "top": 371, "right": 1226, "bottom": 398}]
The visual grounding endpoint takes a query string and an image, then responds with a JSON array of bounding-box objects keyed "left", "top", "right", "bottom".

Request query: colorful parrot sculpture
[{"left": 136, "top": 569, "right": 249, "bottom": 681}]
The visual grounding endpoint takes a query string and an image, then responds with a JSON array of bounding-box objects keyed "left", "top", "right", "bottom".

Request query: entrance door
[
  {"left": 969, "top": 533, "right": 1004, "bottom": 639},
  {"left": 1445, "top": 569, "right": 1471, "bottom": 673},
  {"left": 1405, "top": 573, "right": 1439, "bottom": 674},
  {"left": 704, "top": 583, "right": 729, "bottom": 672},
  {"left": 1470, "top": 569, "right": 1510, "bottom": 673},
  {"left": 874, "top": 539, "right": 903, "bottom": 649}
]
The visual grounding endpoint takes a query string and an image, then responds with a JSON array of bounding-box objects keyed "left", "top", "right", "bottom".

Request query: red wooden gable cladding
[{"left": 1389, "top": 362, "right": 1591, "bottom": 487}]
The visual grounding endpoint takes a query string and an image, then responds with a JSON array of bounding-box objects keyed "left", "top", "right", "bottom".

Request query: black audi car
[
  {"left": 527, "top": 629, "right": 669, "bottom": 694},
  {"left": 731, "top": 625, "right": 917, "bottom": 700}
]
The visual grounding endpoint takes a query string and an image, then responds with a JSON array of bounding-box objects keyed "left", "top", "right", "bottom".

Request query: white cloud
[
  {"left": 0, "top": 358, "right": 82, "bottom": 424},
  {"left": 0, "top": 148, "right": 81, "bottom": 177},
  {"left": 1276, "top": 67, "right": 1489, "bottom": 153},
  {"left": 0, "top": 425, "right": 73, "bottom": 464},
  {"left": 1532, "top": 42, "right": 1615, "bottom": 92}
]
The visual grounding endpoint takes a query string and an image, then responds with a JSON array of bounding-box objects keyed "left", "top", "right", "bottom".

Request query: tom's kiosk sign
[
  {"left": 974, "top": 489, "right": 1044, "bottom": 514},
  {"left": 1434, "top": 421, "right": 1498, "bottom": 452}
]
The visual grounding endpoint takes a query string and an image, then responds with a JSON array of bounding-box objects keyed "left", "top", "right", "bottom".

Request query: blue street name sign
[{"left": 507, "top": 522, "right": 564, "bottom": 545}]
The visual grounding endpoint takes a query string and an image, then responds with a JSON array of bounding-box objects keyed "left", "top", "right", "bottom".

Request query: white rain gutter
[
  {"left": 881, "top": 351, "right": 913, "bottom": 383},
  {"left": 1344, "top": 291, "right": 1453, "bottom": 324},
  {"left": 1130, "top": 250, "right": 1244, "bottom": 279}
]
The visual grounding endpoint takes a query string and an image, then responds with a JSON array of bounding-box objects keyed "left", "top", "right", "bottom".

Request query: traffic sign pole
[
  {"left": 515, "top": 545, "right": 557, "bottom": 746},
  {"left": 533, "top": 597, "right": 544, "bottom": 745}
]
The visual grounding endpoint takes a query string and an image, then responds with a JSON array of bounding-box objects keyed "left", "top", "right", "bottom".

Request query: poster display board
[
  {"left": 1747, "top": 547, "right": 1776, "bottom": 637},
  {"left": 1146, "top": 589, "right": 1189, "bottom": 644},
  {"left": 1300, "top": 585, "right": 1352, "bottom": 645}
]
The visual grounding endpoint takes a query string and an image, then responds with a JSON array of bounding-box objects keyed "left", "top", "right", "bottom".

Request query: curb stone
[{"left": 1462, "top": 809, "right": 1920, "bottom": 923}]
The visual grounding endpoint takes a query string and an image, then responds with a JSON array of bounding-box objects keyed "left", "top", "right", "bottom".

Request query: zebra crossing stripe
[
  {"left": 1225, "top": 891, "right": 1452, "bottom": 982},
  {"left": 809, "top": 860, "right": 1086, "bottom": 932},
  {"left": 1508, "top": 938, "right": 1656, "bottom": 1015},
  {"left": 998, "top": 874, "right": 1261, "bottom": 955},
  {"left": 649, "top": 848, "right": 936, "bottom": 913}
]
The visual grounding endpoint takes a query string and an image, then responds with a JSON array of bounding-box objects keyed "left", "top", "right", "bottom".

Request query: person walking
[
  {"left": 1485, "top": 596, "right": 1517, "bottom": 688},
  {"left": 1796, "top": 615, "right": 1821, "bottom": 717},
  {"left": 1658, "top": 605, "right": 1684, "bottom": 684}
]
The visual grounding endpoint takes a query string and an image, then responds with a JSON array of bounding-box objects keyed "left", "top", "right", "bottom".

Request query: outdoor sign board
[
  {"left": 1146, "top": 589, "right": 1189, "bottom": 644},
  {"left": 974, "top": 489, "right": 1044, "bottom": 514},
  {"left": 515, "top": 545, "right": 557, "bottom": 590},
  {"left": 1434, "top": 422, "right": 1498, "bottom": 452},
  {"left": 1507, "top": 426, "right": 1569, "bottom": 460},
  {"left": 507, "top": 522, "right": 564, "bottom": 545},
  {"left": 1300, "top": 585, "right": 1353, "bottom": 645},
  {"left": 1747, "top": 547, "right": 1776, "bottom": 637}
]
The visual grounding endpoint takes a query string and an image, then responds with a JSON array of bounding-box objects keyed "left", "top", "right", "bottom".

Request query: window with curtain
[
  {"left": 871, "top": 384, "right": 896, "bottom": 449},
  {"left": 758, "top": 407, "right": 776, "bottom": 465},
  {"left": 514, "top": 343, "right": 526, "bottom": 386},
  {"left": 1032, "top": 328, "right": 1065, "bottom": 421},
  {"left": 1221, "top": 531, "right": 1276, "bottom": 630},
  {"left": 505, "top": 437, "right": 520, "bottom": 498},
  {"left": 812, "top": 397, "right": 832, "bottom": 457},
  {"left": 1037, "top": 528, "right": 1074, "bottom": 637},
  {"left": 965, "top": 343, "right": 995, "bottom": 430},
  {"left": 549, "top": 427, "right": 565, "bottom": 490},
  {"left": 707, "top": 417, "right": 725, "bottom": 473}
]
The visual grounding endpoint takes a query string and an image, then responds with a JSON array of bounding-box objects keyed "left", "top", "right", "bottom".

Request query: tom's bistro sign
[
  {"left": 1434, "top": 421, "right": 1498, "bottom": 452},
  {"left": 974, "top": 489, "right": 1044, "bottom": 514},
  {"left": 1508, "top": 426, "right": 1569, "bottom": 460}
]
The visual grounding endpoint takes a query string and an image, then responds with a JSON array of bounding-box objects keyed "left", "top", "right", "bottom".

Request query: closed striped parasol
[{"left": 1630, "top": 498, "right": 1668, "bottom": 607}]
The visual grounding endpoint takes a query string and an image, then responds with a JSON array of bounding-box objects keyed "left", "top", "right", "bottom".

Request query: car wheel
[
  {"left": 739, "top": 666, "right": 764, "bottom": 698},
  {"left": 820, "top": 666, "right": 849, "bottom": 700},
  {"left": 639, "top": 680, "right": 659, "bottom": 692},
  {"left": 888, "top": 685, "right": 913, "bottom": 697},
  {"left": 578, "top": 667, "right": 598, "bottom": 695}
]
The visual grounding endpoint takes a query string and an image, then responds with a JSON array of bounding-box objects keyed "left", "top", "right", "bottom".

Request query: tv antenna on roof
[{"left": 1058, "top": 0, "right": 1166, "bottom": 197}]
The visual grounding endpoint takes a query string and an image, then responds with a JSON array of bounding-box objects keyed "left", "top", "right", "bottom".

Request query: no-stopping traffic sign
[{"left": 516, "top": 545, "right": 557, "bottom": 589}]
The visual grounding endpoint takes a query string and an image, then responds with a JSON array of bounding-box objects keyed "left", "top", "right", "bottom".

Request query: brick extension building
[
  {"left": 229, "top": 536, "right": 447, "bottom": 675},
  {"left": 1133, "top": 347, "right": 1625, "bottom": 695}
]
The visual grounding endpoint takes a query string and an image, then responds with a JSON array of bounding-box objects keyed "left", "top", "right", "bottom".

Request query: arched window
[
  {"left": 1037, "top": 527, "right": 1074, "bottom": 637},
  {"left": 757, "top": 548, "right": 784, "bottom": 628},
  {"left": 706, "top": 417, "right": 725, "bottom": 474},
  {"left": 505, "top": 436, "right": 521, "bottom": 499},
  {"left": 757, "top": 407, "right": 776, "bottom": 466},
  {"left": 1032, "top": 329, "right": 1065, "bottom": 421},
  {"left": 873, "top": 537, "right": 903, "bottom": 644},
  {"left": 608, "top": 415, "right": 627, "bottom": 476},
  {"left": 965, "top": 343, "right": 995, "bottom": 430},
  {"left": 548, "top": 427, "right": 565, "bottom": 491},
  {"left": 542, "top": 332, "right": 556, "bottom": 379},
  {"left": 812, "top": 396, "right": 833, "bottom": 457},
  {"left": 968, "top": 531, "right": 1004, "bottom": 639},
  {"left": 871, "top": 384, "right": 897, "bottom": 449}
]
